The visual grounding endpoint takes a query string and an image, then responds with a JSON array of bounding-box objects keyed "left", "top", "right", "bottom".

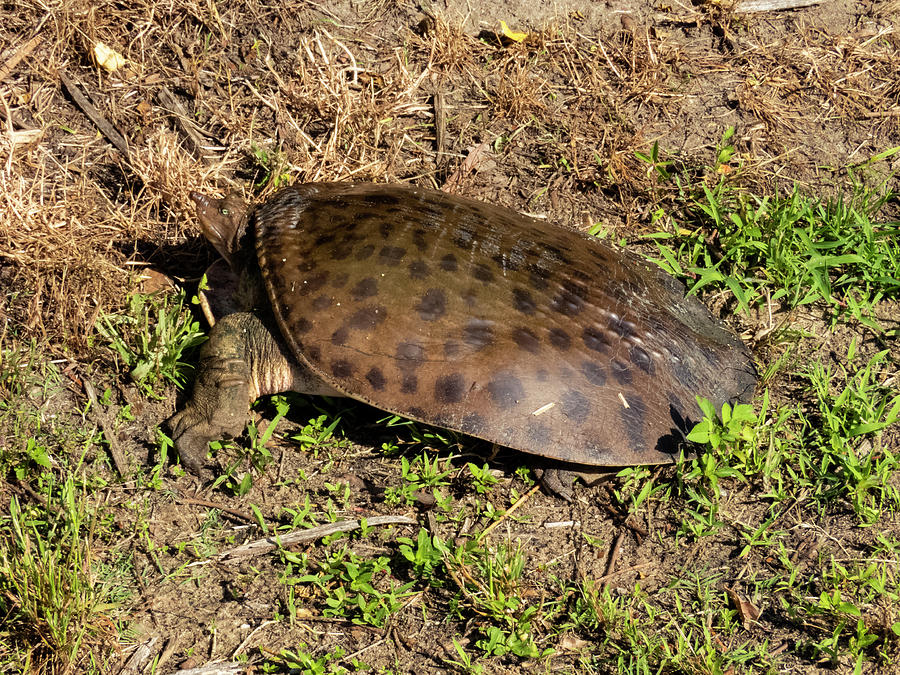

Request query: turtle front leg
[
  {"left": 169, "top": 312, "right": 259, "bottom": 473},
  {"left": 169, "top": 311, "right": 344, "bottom": 474}
]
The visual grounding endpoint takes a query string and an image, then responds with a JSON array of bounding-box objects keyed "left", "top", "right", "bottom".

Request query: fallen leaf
[
  {"left": 93, "top": 42, "right": 128, "bottom": 73},
  {"left": 725, "top": 586, "right": 761, "bottom": 629},
  {"left": 500, "top": 20, "right": 528, "bottom": 43}
]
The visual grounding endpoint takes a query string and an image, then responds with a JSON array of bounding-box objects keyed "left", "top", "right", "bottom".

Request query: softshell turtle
[{"left": 170, "top": 182, "right": 756, "bottom": 498}]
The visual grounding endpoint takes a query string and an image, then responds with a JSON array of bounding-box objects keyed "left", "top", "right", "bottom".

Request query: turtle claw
[
  {"left": 532, "top": 463, "right": 614, "bottom": 501},
  {"left": 168, "top": 315, "right": 256, "bottom": 475},
  {"left": 168, "top": 409, "right": 224, "bottom": 475},
  {"left": 532, "top": 467, "right": 575, "bottom": 502}
]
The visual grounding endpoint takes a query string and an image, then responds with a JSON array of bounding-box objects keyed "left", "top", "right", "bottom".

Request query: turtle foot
[{"left": 532, "top": 463, "right": 615, "bottom": 501}]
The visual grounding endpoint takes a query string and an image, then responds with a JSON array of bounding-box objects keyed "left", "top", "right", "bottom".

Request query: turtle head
[{"left": 190, "top": 191, "right": 250, "bottom": 268}]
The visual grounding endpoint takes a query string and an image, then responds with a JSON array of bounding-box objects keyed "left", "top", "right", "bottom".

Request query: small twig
[
  {"left": 156, "top": 85, "right": 215, "bottom": 165},
  {"left": 178, "top": 498, "right": 256, "bottom": 524},
  {"left": 602, "top": 531, "right": 625, "bottom": 586},
  {"left": 118, "top": 637, "right": 157, "bottom": 675},
  {"left": 594, "top": 561, "right": 653, "bottom": 585},
  {"left": 231, "top": 620, "right": 276, "bottom": 658},
  {"left": 59, "top": 68, "right": 130, "bottom": 158},
  {"left": 477, "top": 483, "right": 541, "bottom": 541},
  {"left": 433, "top": 91, "right": 447, "bottom": 172},
  {"left": 734, "top": 0, "right": 825, "bottom": 11},
  {"left": 218, "top": 515, "right": 417, "bottom": 563},
  {"left": 0, "top": 34, "right": 42, "bottom": 84},
  {"left": 83, "top": 379, "right": 130, "bottom": 475},
  {"left": 172, "top": 662, "right": 243, "bottom": 675}
]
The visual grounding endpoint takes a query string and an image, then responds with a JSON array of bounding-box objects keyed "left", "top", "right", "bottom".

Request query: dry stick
[
  {"left": 59, "top": 68, "right": 130, "bottom": 158},
  {"left": 594, "top": 561, "right": 653, "bottom": 585},
  {"left": 156, "top": 85, "right": 216, "bottom": 165},
  {"left": 172, "top": 662, "right": 244, "bottom": 675},
  {"left": 433, "top": 91, "right": 447, "bottom": 174},
  {"left": 178, "top": 498, "right": 256, "bottom": 524},
  {"left": 218, "top": 515, "right": 417, "bottom": 563},
  {"left": 118, "top": 637, "right": 157, "bottom": 675},
  {"left": 477, "top": 483, "right": 542, "bottom": 541},
  {"left": 601, "top": 531, "right": 625, "bottom": 587},
  {"left": 0, "top": 34, "right": 41, "bottom": 83},
  {"left": 83, "top": 379, "right": 130, "bottom": 475},
  {"left": 734, "top": 0, "right": 825, "bottom": 11}
]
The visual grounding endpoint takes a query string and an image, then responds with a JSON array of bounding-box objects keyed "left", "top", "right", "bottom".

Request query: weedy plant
[{"left": 94, "top": 291, "right": 206, "bottom": 399}]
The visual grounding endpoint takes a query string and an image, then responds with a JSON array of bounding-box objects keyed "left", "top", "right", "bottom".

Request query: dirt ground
[{"left": 1, "top": 0, "right": 899, "bottom": 673}]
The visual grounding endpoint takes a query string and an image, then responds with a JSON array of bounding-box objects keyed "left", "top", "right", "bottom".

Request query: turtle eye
[{"left": 220, "top": 207, "right": 230, "bottom": 216}]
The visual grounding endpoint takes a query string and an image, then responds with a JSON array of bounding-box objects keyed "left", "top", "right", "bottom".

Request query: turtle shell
[{"left": 253, "top": 182, "right": 756, "bottom": 466}]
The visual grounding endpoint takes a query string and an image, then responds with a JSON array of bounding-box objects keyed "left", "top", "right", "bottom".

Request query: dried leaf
[
  {"left": 499, "top": 20, "right": 528, "bottom": 43},
  {"left": 93, "top": 42, "right": 128, "bottom": 73},
  {"left": 725, "top": 586, "right": 761, "bottom": 629}
]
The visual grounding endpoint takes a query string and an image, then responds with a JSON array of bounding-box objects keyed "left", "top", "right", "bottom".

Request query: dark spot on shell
[
  {"left": 581, "top": 361, "right": 607, "bottom": 387},
  {"left": 416, "top": 289, "right": 447, "bottom": 321},
  {"left": 349, "top": 305, "right": 387, "bottom": 330},
  {"left": 589, "top": 247, "right": 609, "bottom": 263},
  {"left": 301, "top": 271, "right": 329, "bottom": 296},
  {"left": 583, "top": 326, "right": 611, "bottom": 353},
  {"left": 296, "top": 260, "right": 316, "bottom": 273},
  {"left": 609, "top": 314, "right": 637, "bottom": 339},
  {"left": 351, "top": 277, "right": 378, "bottom": 300},
  {"left": 401, "top": 374, "right": 418, "bottom": 394},
  {"left": 549, "top": 328, "right": 571, "bottom": 351},
  {"left": 396, "top": 340, "right": 425, "bottom": 368},
  {"left": 487, "top": 373, "right": 525, "bottom": 409},
  {"left": 542, "top": 243, "right": 571, "bottom": 264},
  {"left": 611, "top": 359, "right": 633, "bottom": 385},
  {"left": 294, "top": 318, "right": 313, "bottom": 333},
  {"left": 330, "top": 272, "right": 349, "bottom": 288},
  {"left": 561, "top": 390, "right": 590, "bottom": 424},
  {"left": 536, "top": 368, "right": 549, "bottom": 382},
  {"left": 460, "top": 413, "right": 485, "bottom": 434},
  {"left": 407, "top": 406, "right": 426, "bottom": 418},
  {"left": 435, "top": 373, "right": 465, "bottom": 403},
  {"left": 511, "top": 327, "right": 540, "bottom": 353},
  {"left": 366, "top": 367, "right": 386, "bottom": 391},
  {"left": 363, "top": 193, "right": 401, "bottom": 207},
  {"left": 463, "top": 319, "right": 494, "bottom": 351},
  {"left": 379, "top": 246, "right": 406, "bottom": 263},
  {"left": 413, "top": 229, "right": 428, "bottom": 251},
  {"left": 453, "top": 228, "right": 476, "bottom": 250},
  {"left": 620, "top": 393, "right": 649, "bottom": 450},
  {"left": 409, "top": 260, "right": 429, "bottom": 279},
  {"left": 440, "top": 253, "right": 458, "bottom": 271},
  {"left": 472, "top": 263, "right": 494, "bottom": 284},
  {"left": 512, "top": 288, "right": 536, "bottom": 315},
  {"left": 525, "top": 421, "right": 552, "bottom": 446},
  {"left": 444, "top": 340, "right": 461, "bottom": 359},
  {"left": 630, "top": 345, "right": 654, "bottom": 374},
  {"left": 306, "top": 345, "right": 321, "bottom": 362},
  {"left": 329, "top": 244, "right": 354, "bottom": 260},
  {"left": 355, "top": 244, "right": 375, "bottom": 260},
  {"left": 331, "top": 359, "right": 354, "bottom": 378},
  {"left": 331, "top": 326, "right": 349, "bottom": 346},
  {"left": 550, "top": 282, "right": 586, "bottom": 316},
  {"left": 528, "top": 264, "right": 550, "bottom": 291},
  {"left": 312, "top": 294, "right": 331, "bottom": 311},
  {"left": 379, "top": 222, "right": 393, "bottom": 239}
]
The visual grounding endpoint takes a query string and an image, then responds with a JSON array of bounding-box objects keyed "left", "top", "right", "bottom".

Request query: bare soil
[{"left": 1, "top": 0, "right": 899, "bottom": 673}]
